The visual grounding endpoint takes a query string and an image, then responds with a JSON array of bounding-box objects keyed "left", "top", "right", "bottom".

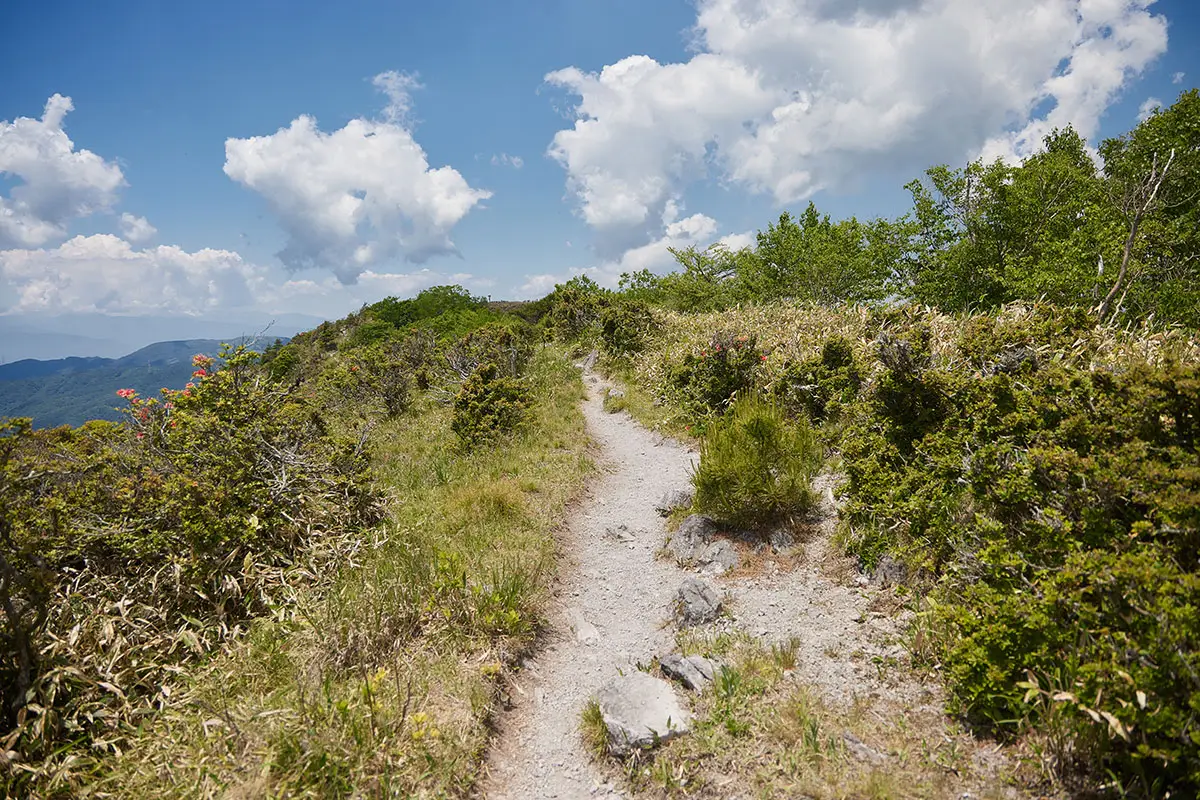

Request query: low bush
[
  {"left": 1, "top": 346, "right": 382, "bottom": 795},
  {"left": 451, "top": 363, "right": 533, "bottom": 448},
  {"left": 600, "top": 301, "right": 658, "bottom": 359},
  {"left": 691, "top": 394, "right": 821, "bottom": 529},
  {"left": 669, "top": 332, "right": 762, "bottom": 417},
  {"left": 773, "top": 336, "right": 863, "bottom": 422}
]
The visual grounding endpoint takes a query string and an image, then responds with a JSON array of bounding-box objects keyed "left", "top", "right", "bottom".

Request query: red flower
[
  {"left": 192, "top": 354, "right": 213, "bottom": 368},
  {"left": 193, "top": 368, "right": 208, "bottom": 378},
  {"left": 760, "top": 355, "right": 768, "bottom": 361},
  {"left": 116, "top": 388, "right": 136, "bottom": 399}
]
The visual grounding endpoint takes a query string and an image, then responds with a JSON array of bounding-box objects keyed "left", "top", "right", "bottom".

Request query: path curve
[{"left": 483, "top": 370, "right": 696, "bottom": 799}]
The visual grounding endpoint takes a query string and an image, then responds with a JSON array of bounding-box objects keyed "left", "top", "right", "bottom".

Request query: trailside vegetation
[
  {"left": 537, "top": 89, "right": 1200, "bottom": 797},
  {"left": 1, "top": 285, "right": 592, "bottom": 797}
]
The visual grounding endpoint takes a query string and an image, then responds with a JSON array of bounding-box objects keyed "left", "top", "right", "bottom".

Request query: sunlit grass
[{"left": 98, "top": 347, "right": 592, "bottom": 797}]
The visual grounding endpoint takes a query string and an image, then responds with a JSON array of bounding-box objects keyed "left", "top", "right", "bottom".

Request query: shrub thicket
[
  {"left": 1, "top": 346, "right": 382, "bottom": 794},
  {"left": 599, "top": 301, "right": 658, "bottom": 359},
  {"left": 692, "top": 394, "right": 821, "bottom": 529},
  {"left": 451, "top": 363, "right": 533, "bottom": 448},
  {"left": 669, "top": 332, "right": 762, "bottom": 417}
]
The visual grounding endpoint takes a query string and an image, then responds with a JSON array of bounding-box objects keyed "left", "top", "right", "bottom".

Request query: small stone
[
  {"left": 767, "top": 528, "right": 795, "bottom": 552},
  {"left": 659, "top": 653, "right": 719, "bottom": 691},
  {"left": 655, "top": 488, "right": 694, "bottom": 516},
  {"left": 698, "top": 539, "right": 739, "bottom": 575},
  {"left": 675, "top": 578, "right": 722, "bottom": 627},
  {"left": 842, "top": 731, "right": 886, "bottom": 764},
  {"left": 606, "top": 387, "right": 626, "bottom": 400},
  {"left": 871, "top": 556, "right": 908, "bottom": 587},
  {"left": 666, "top": 514, "right": 719, "bottom": 563},
  {"left": 596, "top": 671, "right": 692, "bottom": 755}
]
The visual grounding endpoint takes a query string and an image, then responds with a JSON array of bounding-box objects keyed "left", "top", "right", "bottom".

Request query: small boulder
[
  {"left": 596, "top": 671, "right": 692, "bottom": 755},
  {"left": 842, "top": 731, "right": 886, "bottom": 764},
  {"left": 675, "top": 578, "right": 722, "bottom": 627},
  {"left": 697, "top": 539, "right": 739, "bottom": 575},
  {"left": 666, "top": 514, "right": 719, "bottom": 563},
  {"left": 659, "top": 654, "right": 719, "bottom": 691},
  {"left": 606, "top": 387, "right": 626, "bottom": 400},
  {"left": 767, "top": 528, "right": 795, "bottom": 552},
  {"left": 655, "top": 489, "right": 694, "bottom": 516},
  {"left": 871, "top": 556, "right": 908, "bottom": 587}
]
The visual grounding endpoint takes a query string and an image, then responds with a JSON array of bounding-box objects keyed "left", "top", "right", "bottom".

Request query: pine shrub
[{"left": 691, "top": 394, "right": 821, "bottom": 528}]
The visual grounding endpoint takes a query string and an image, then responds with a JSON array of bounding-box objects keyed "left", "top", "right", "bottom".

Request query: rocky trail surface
[{"left": 481, "top": 367, "right": 971, "bottom": 799}]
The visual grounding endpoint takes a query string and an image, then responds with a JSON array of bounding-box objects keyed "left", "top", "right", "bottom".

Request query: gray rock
[
  {"left": 768, "top": 528, "right": 795, "bottom": 552},
  {"left": 675, "top": 578, "right": 722, "bottom": 627},
  {"left": 565, "top": 607, "right": 600, "bottom": 645},
  {"left": 655, "top": 489, "right": 694, "bottom": 516},
  {"left": 581, "top": 349, "right": 598, "bottom": 371},
  {"left": 666, "top": 514, "right": 719, "bottom": 563},
  {"left": 659, "top": 654, "right": 719, "bottom": 691},
  {"left": 697, "top": 539, "right": 739, "bottom": 575},
  {"left": 596, "top": 671, "right": 692, "bottom": 755},
  {"left": 842, "top": 731, "right": 886, "bottom": 764},
  {"left": 606, "top": 387, "right": 626, "bottom": 400},
  {"left": 871, "top": 556, "right": 908, "bottom": 587}
]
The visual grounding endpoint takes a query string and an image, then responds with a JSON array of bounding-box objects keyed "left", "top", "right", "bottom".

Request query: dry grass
[
  {"left": 615, "top": 634, "right": 1035, "bottom": 800},
  {"left": 92, "top": 348, "right": 593, "bottom": 798}
]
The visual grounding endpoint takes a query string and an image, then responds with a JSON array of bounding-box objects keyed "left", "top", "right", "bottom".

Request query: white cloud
[
  {"left": 224, "top": 71, "right": 492, "bottom": 284},
  {"left": 0, "top": 94, "right": 125, "bottom": 248},
  {"left": 491, "top": 153, "right": 524, "bottom": 169},
  {"left": 547, "top": 0, "right": 1169, "bottom": 250},
  {"left": 518, "top": 212, "right": 720, "bottom": 297},
  {"left": 0, "top": 234, "right": 265, "bottom": 315},
  {"left": 118, "top": 213, "right": 157, "bottom": 243},
  {"left": 1173, "top": 71, "right": 1185, "bottom": 84},
  {"left": 1138, "top": 97, "right": 1163, "bottom": 121}
]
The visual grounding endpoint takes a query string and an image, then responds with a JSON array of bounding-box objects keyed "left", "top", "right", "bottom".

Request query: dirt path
[
  {"left": 484, "top": 370, "right": 695, "bottom": 799},
  {"left": 482, "top": 369, "right": 979, "bottom": 799}
]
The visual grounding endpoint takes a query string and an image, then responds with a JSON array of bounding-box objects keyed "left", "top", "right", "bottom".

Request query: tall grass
[{"left": 95, "top": 347, "right": 591, "bottom": 797}]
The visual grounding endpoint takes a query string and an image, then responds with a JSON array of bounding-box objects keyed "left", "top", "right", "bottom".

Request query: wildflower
[
  {"left": 185, "top": 383, "right": 195, "bottom": 390},
  {"left": 116, "top": 388, "right": 136, "bottom": 399},
  {"left": 192, "top": 368, "right": 208, "bottom": 378},
  {"left": 192, "top": 354, "right": 213, "bottom": 368},
  {"left": 760, "top": 355, "right": 768, "bottom": 361}
]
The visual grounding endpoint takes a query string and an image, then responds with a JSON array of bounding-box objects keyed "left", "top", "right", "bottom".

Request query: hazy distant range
[
  {"left": 0, "top": 313, "right": 318, "bottom": 429},
  {"left": 0, "top": 312, "right": 323, "bottom": 362}
]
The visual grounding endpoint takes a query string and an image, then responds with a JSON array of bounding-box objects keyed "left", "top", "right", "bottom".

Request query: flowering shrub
[
  {"left": 1, "top": 345, "right": 382, "bottom": 794},
  {"left": 668, "top": 332, "right": 762, "bottom": 417}
]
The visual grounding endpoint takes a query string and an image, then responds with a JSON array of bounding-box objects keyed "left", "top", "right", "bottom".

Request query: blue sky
[{"left": 1, "top": 0, "right": 1197, "bottom": 354}]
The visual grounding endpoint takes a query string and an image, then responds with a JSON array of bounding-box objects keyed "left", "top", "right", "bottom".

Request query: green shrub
[
  {"left": 773, "top": 336, "right": 863, "bottom": 422},
  {"left": 691, "top": 394, "right": 821, "bottom": 528},
  {"left": 1, "top": 346, "right": 382, "bottom": 794},
  {"left": 599, "top": 301, "right": 658, "bottom": 358},
  {"left": 445, "top": 322, "right": 535, "bottom": 381},
  {"left": 669, "top": 332, "right": 762, "bottom": 417},
  {"left": 451, "top": 363, "right": 533, "bottom": 448}
]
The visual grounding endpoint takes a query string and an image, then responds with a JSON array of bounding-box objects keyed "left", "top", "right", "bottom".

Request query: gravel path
[
  {"left": 483, "top": 370, "right": 696, "bottom": 799},
  {"left": 481, "top": 369, "right": 940, "bottom": 799}
]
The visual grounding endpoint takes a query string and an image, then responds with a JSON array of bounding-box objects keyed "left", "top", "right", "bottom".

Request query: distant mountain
[
  {"left": 0, "top": 312, "right": 324, "bottom": 361},
  {"left": 0, "top": 336, "right": 287, "bottom": 429}
]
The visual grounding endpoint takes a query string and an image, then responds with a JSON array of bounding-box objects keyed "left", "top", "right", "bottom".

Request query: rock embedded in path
[
  {"left": 655, "top": 489, "right": 694, "bottom": 516},
  {"left": 697, "top": 539, "right": 739, "bottom": 575},
  {"left": 659, "top": 654, "right": 719, "bottom": 691},
  {"left": 675, "top": 578, "right": 722, "bottom": 627},
  {"left": 666, "top": 514, "right": 719, "bottom": 563},
  {"left": 596, "top": 672, "right": 692, "bottom": 755},
  {"left": 605, "top": 387, "right": 626, "bottom": 399}
]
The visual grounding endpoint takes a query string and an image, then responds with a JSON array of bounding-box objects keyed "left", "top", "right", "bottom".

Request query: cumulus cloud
[
  {"left": 119, "top": 213, "right": 157, "bottom": 243},
  {"left": 518, "top": 212, "right": 720, "bottom": 297},
  {"left": 0, "top": 234, "right": 264, "bottom": 315},
  {"left": 224, "top": 71, "right": 492, "bottom": 284},
  {"left": 491, "top": 153, "right": 524, "bottom": 169},
  {"left": 547, "top": 0, "right": 1169, "bottom": 250},
  {"left": 1138, "top": 97, "right": 1164, "bottom": 121},
  {"left": 0, "top": 94, "right": 125, "bottom": 248}
]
